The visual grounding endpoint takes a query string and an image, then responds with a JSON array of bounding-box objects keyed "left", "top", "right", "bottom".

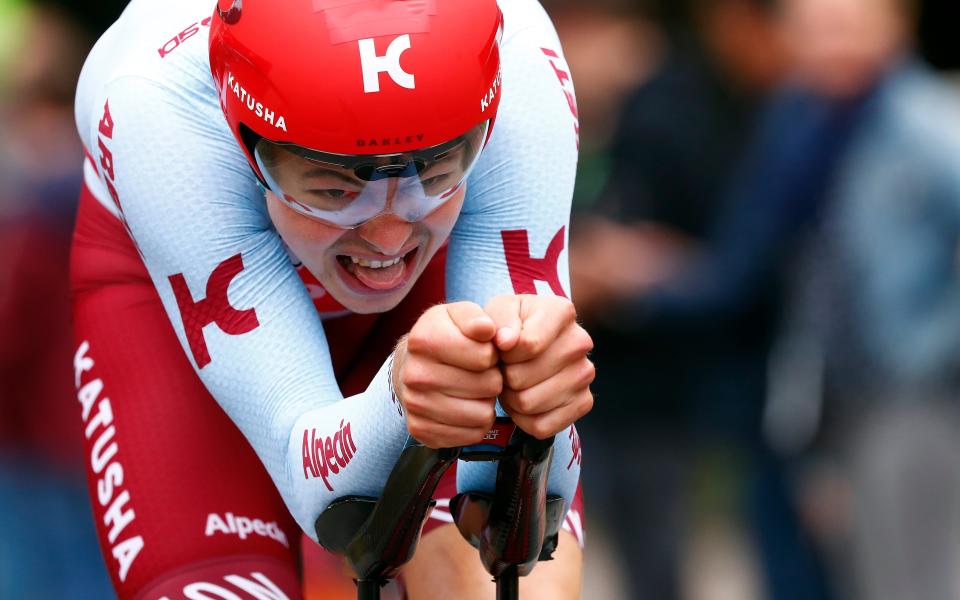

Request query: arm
[
  {"left": 446, "top": 0, "right": 585, "bottom": 511},
  {"left": 612, "top": 91, "right": 862, "bottom": 331},
  {"left": 396, "top": 7, "right": 587, "bottom": 595},
  {"left": 849, "top": 156, "right": 960, "bottom": 384},
  {"left": 83, "top": 76, "right": 408, "bottom": 538}
]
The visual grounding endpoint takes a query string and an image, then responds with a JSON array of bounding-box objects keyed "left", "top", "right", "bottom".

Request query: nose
[{"left": 357, "top": 212, "right": 414, "bottom": 256}]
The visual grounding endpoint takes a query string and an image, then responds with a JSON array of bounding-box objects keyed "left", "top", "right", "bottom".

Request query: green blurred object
[
  {"left": 571, "top": 148, "right": 612, "bottom": 212},
  {"left": 0, "top": 0, "right": 30, "bottom": 94}
]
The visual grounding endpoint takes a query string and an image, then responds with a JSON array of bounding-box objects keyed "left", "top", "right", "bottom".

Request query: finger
[
  {"left": 406, "top": 414, "right": 495, "bottom": 449},
  {"left": 502, "top": 296, "right": 578, "bottom": 364},
  {"left": 504, "top": 387, "right": 594, "bottom": 441},
  {"left": 406, "top": 306, "right": 499, "bottom": 371},
  {"left": 501, "top": 324, "right": 593, "bottom": 391},
  {"left": 402, "top": 391, "right": 498, "bottom": 431},
  {"left": 495, "top": 326, "right": 521, "bottom": 352},
  {"left": 484, "top": 295, "right": 523, "bottom": 352},
  {"left": 446, "top": 302, "right": 497, "bottom": 343},
  {"left": 400, "top": 361, "right": 503, "bottom": 399},
  {"left": 500, "top": 357, "right": 595, "bottom": 416}
]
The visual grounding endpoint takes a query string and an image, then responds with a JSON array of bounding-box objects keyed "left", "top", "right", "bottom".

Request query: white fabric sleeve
[
  {"left": 452, "top": 1, "right": 582, "bottom": 512},
  {"left": 90, "top": 75, "right": 408, "bottom": 539}
]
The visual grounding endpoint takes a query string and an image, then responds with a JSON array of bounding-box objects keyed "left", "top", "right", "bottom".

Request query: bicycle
[{"left": 314, "top": 417, "right": 565, "bottom": 600}]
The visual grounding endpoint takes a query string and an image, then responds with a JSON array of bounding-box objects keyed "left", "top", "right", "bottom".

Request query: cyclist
[{"left": 72, "top": 0, "right": 591, "bottom": 598}]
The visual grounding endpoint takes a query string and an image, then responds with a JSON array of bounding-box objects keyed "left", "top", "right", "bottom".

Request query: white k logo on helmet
[{"left": 358, "top": 34, "right": 416, "bottom": 93}]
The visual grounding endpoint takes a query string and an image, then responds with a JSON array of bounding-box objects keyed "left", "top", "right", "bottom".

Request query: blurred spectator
[
  {"left": 764, "top": 0, "right": 960, "bottom": 598},
  {"left": 574, "top": 0, "right": 960, "bottom": 597},
  {"left": 0, "top": 4, "right": 113, "bottom": 597},
  {"left": 565, "top": 1, "right": 837, "bottom": 599},
  {"left": 768, "top": 0, "right": 960, "bottom": 417},
  {"left": 0, "top": 0, "right": 88, "bottom": 469}
]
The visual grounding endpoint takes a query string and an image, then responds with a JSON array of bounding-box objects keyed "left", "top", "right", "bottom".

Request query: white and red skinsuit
[{"left": 73, "top": 0, "right": 584, "bottom": 597}]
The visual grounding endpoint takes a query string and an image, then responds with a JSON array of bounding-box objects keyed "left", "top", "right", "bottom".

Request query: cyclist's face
[
  {"left": 262, "top": 145, "right": 473, "bottom": 223},
  {"left": 265, "top": 184, "right": 465, "bottom": 314}
]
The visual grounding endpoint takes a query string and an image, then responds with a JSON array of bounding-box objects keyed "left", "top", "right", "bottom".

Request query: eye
[
  {"left": 421, "top": 174, "right": 450, "bottom": 188},
  {"left": 306, "top": 188, "right": 359, "bottom": 210}
]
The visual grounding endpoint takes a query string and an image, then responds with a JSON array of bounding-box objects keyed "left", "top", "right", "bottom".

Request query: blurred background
[{"left": 3, "top": 0, "right": 960, "bottom": 598}]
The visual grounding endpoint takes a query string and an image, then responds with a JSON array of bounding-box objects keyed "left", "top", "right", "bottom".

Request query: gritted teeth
[
  {"left": 337, "top": 248, "right": 416, "bottom": 270},
  {"left": 349, "top": 255, "right": 403, "bottom": 269}
]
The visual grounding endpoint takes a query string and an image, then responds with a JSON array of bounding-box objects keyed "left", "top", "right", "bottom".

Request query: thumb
[
  {"left": 445, "top": 302, "right": 497, "bottom": 343},
  {"left": 484, "top": 295, "right": 523, "bottom": 352}
]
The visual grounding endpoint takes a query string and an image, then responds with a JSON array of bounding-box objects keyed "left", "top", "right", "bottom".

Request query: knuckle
[
  {"left": 512, "top": 389, "right": 538, "bottom": 414},
  {"left": 465, "top": 401, "right": 494, "bottom": 429},
  {"left": 578, "top": 359, "right": 597, "bottom": 387},
  {"left": 520, "top": 334, "right": 543, "bottom": 356},
  {"left": 424, "top": 437, "right": 449, "bottom": 450},
  {"left": 478, "top": 345, "right": 500, "bottom": 369},
  {"left": 405, "top": 330, "right": 434, "bottom": 355},
  {"left": 559, "top": 325, "right": 589, "bottom": 355},
  {"left": 483, "top": 369, "right": 504, "bottom": 397},
  {"left": 528, "top": 420, "right": 554, "bottom": 441},
  {"left": 406, "top": 415, "right": 427, "bottom": 440},
  {"left": 482, "top": 405, "right": 497, "bottom": 429},
  {"left": 400, "top": 391, "right": 427, "bottom": 415},
  {"left": 503, "top": 364, "right": 525, "bottom": 390},
  {"left": 573, "top": 326, "right": 594, "bottom": 354},
  {"left": 450, "top": 301, "right": 481, "bottom": 322},
  {"left": 463, "top": 407, "right": 497, "bottom": 438},
  {"left": 399, "top": 362, "right": 431, "bottom": 390},
  {"left": 560, "top": 298, "right": 577, "bottom": 321},
  {"left": 576, "top": 391, "right": 595, "bottom": 419},
  {"left": 508, "top": 412, "right": 529, "bottom": 432}
]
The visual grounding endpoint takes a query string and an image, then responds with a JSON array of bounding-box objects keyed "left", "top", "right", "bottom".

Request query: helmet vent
[{"left": 315, "top": 0, "right": 436, "bottom": 44}]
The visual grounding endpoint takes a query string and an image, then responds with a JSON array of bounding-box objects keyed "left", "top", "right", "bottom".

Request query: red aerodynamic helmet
[{"left": 209, "top": 0, "right": 504, "bottom": 228}]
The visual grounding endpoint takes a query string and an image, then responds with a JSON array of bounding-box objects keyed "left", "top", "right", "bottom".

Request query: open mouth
[{"left": 335, "top": 247, "right": 419, "bottom": 293}]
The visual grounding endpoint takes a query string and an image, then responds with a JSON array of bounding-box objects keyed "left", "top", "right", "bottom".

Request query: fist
[
  {"left": 392, "top": 302, "right": 502, "bottom": 448},
  {"left": 485, "top": 295, "right": 595, "bottom": 439}
]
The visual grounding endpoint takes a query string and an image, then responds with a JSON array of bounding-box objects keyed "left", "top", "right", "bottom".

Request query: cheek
[
  {"left": 266, "top": 192, "right": 343, "bottom": 252},
  {"left": 420, "top": 189, "right": 466, "bottom": 240}
]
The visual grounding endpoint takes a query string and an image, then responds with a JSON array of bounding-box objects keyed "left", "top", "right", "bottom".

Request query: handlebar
[{"left": 314, "top": 420, "right": 563, "bottom": 600}]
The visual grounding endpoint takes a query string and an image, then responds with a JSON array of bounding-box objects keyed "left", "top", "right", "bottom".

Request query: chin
[{"left": 337, "top": 289, "right": 409, "bottom": 314}]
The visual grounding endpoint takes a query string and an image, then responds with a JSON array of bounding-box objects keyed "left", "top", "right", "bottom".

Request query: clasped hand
[{"left": 392, "top": 295, "right": 595, "bottom": 448}]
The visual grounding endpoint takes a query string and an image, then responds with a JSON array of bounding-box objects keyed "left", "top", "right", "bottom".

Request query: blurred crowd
[
  {"left": 0, "top": 0, "right": 113, "bottom": 597},
  {"left": 557, "top": 0, "right": 960, "bottom": 598},
  {"left": 2, "top": 0, "right": 960, "bottom": 598}
]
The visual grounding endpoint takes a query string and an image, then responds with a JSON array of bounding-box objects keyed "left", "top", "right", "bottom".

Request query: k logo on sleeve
[
  {"left": 501, "top": 226, "right": 567, "bottom": 297},
  {"left": 169, "top": 254, "right": 260, "bottom": 369}
]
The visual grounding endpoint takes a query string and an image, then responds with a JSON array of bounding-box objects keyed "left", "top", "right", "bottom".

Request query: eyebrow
[{"left": 301, "top": 165, "right": 361, "bottom": 184}]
